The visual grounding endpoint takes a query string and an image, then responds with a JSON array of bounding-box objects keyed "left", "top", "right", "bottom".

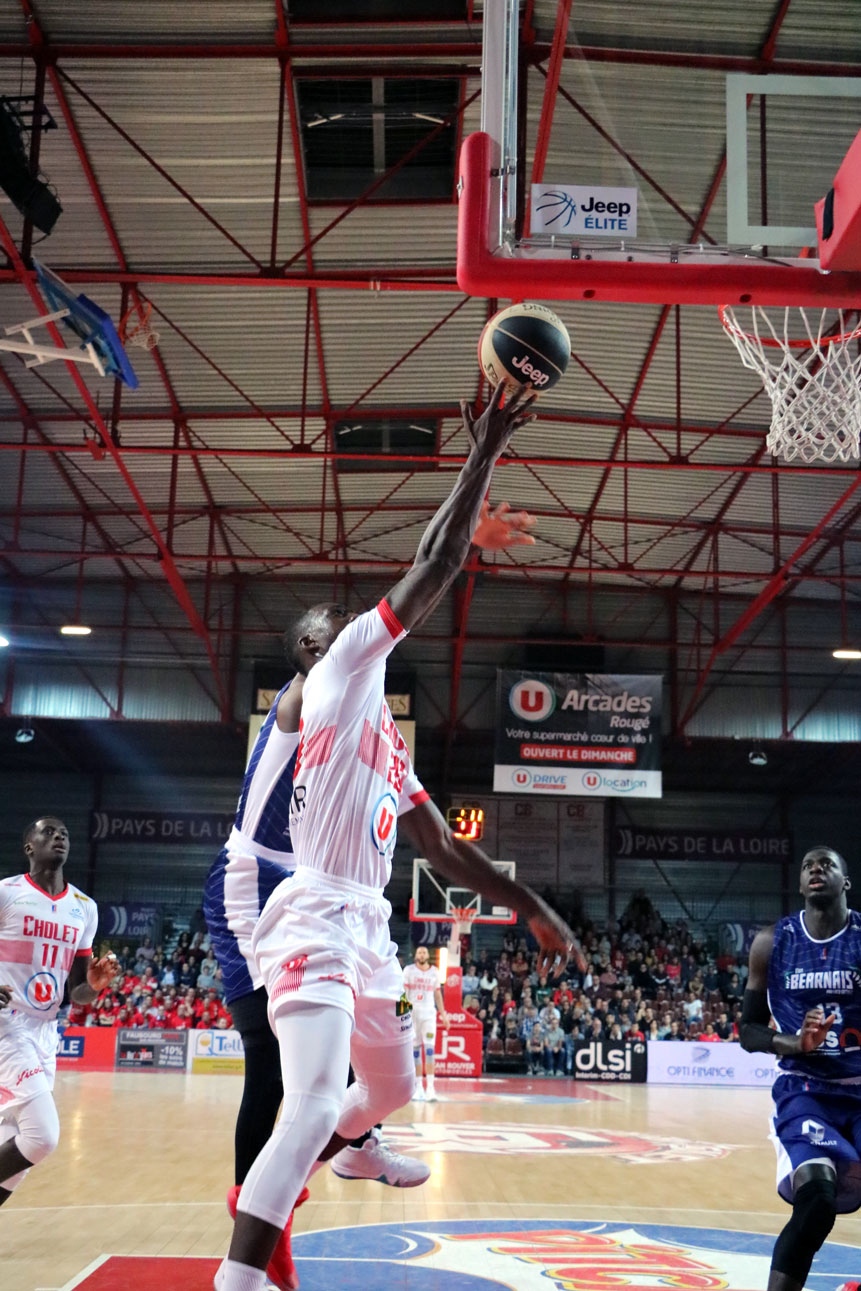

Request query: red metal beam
[
  {"left": 677, "top": 473, "right": 861, "bottom": 732},
  {"left": 528, "top": 0, "right": 573, "bottom": 192}
]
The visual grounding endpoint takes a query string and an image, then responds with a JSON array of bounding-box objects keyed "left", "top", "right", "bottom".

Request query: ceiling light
[
  {"left": 833, "top": 647, "right": 861, "bottom": 660},
  {"left": 748, "top": 749, "right": 768, "bottom": 767},
  {"left": 60, "top": 624, "right": 92, "bottom": 637},
  {"left": 0, "top": 634, "right": 8, "bottom": 648},
  {"left": 15, "top": 725, "right": 34, "bottom": 744}
]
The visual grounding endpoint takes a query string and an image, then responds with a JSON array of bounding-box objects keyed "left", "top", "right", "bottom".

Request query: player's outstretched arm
[
  {"left": 398, "top": 798, "right": 577, "bottom": 977},
  {"left": 386, "top": 381, "right": 536, "bottom": 633}
]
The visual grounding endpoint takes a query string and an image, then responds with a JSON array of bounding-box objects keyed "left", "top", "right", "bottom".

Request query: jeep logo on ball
[{"left": 510, "top": 354, "right": 550, "bottom": 386}]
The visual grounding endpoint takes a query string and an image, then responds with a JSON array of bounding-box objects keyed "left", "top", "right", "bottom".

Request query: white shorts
[
  {"left": 0, "top": 1013, "right": 58, "bottom": 1113},
  {"left": 252, "top": 867, "right": 413, "bottom": 1050},
  {"left": 413, "top": 1012, "right": 437, "bottom": 1047}
]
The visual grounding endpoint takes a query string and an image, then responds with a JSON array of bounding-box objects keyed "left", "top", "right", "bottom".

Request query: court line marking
[{"left": 7, "top": 1201, "right": 806, "bottom": 1217}]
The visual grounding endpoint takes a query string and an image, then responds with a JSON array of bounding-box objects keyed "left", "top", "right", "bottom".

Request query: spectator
[
  {"left": 479, "top": 966, "right": 498, "bottom": 996},
  {"left": 682, "top": 991, "right": 703, "bottom": 1024},
  {"left": 714, "top": 1010, "right": 733, "bottom": 1040},
  {"left": 663, "top": 1020, "right": 684, "bottom": 1040},
  {"left": 462, "top": 963, "right": 480, "bottom": 997},
  {"left": 698, "top": 1022, "right": 721, "bottom": 1042},
  {"left": 543, "top": 1021, "right": 566, "bottom": 1075}
]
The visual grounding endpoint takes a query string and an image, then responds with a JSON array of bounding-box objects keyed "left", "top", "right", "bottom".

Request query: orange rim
[{"left": 718, "top": 304, "right": 861, "bottom": 351}]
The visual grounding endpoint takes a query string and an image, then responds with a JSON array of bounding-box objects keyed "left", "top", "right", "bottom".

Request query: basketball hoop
[
  {"left": 446, "top": 906, "right": 478, "bottom": 966},
  {"left": 119, "top": 302, "right": 160, "bottom": 351},
  {"left": 719, "top": 305, "right": 861, "bottom": 463}
]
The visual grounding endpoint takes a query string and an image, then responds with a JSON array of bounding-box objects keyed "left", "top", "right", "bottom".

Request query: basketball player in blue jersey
[
  {"left": 741, "top": 845, "right": 861, "bottom": 1291},
  {"left": 203, "top": 676, "right": 429, "bottom": 1195}
]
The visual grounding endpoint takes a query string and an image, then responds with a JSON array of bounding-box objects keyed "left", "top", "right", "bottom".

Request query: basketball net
[
  {"left": 446, "top": 906, "right": 477, "bottom": 968},
  {"left": 119, "top": 301, "right": 161, "bottom": 351},
  {"left": 720, "top": 305, "right": 861, "bottom": 463}
]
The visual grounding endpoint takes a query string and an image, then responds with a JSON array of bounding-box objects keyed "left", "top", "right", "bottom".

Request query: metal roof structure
[{"left": 1, "top": 0, "right": 860, "bottom": 789}]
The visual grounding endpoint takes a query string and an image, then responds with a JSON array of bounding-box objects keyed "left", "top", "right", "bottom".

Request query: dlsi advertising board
[{"left": 494, "top": 671, "right": 662, "bottom": 799}]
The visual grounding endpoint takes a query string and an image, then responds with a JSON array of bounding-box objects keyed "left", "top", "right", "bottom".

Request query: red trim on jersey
[
  {"left": 24, "top": 874, "right": 69, "bottom": 900},
  {"left": 410, "top": 789, "right": 431, "bottom": 805},
  {"left": 359, "top": 719, "right": 389, "bottom": 778},
  {"left": 302, "top": 724, "right": 336, "bottom": 769},
  {"left": 377, "top": 599, "right": 404, "bottom": 639},
  {"left": 75, "top": 947, "right": 93, "bottom": 959},
  {"left": 0, "top": 938, "right": 35, "bottom": 964}
]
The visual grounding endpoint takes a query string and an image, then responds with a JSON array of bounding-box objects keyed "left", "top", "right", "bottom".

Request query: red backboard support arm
[{"left": 457, "top": 131, "right": 861, "bottom": 307}]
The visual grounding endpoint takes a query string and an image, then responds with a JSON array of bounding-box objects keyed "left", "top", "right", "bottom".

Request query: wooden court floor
[{"left": 3, "top": 1070, "right": 860, "bottom": 1291}]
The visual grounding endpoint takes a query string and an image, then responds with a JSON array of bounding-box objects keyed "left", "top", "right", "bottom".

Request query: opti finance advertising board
[{"left": 494, "top": 671, "right": 662, "bottom": 798}]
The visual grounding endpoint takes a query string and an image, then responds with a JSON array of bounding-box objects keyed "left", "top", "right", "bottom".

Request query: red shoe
[{"left": 266, "top": 1187, "right": 310, "bottom": 1291}]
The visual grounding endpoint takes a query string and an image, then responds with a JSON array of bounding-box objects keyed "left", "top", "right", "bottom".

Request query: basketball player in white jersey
[
  {"left": 0, "top": 818, "right": 116, "bottom": 1205},
  {"left": 218, "top": 381, "right": 577, "bottom": 1291},
  {"left": 402, "top": 946, "right": 448, "bottom": 1101}
]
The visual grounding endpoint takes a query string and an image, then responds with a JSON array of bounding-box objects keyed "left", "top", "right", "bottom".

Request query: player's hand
[
  {"left": 0, "top": 984, "right": 12, "bottom": 1009},
  {"left": 460, "top": 380, "right": 536, "bottom": 459},
  {"left": 86, "top": 953, "right": 119, "bottom": 992},
  {"left": 798, "top": 1007, "right": 835, "bottom": 1052},
  {"left": 569, "top": 939, "right": 588, "bottom": 976},
  {"left": 440, "top": 1012, "right": 450, "bottom": 1031},
  {"left": 472, "top": 500, "right": 536, "bottom": 551},
  {"left": 526, "top": 900, "right": 577, "bottom": 978}
]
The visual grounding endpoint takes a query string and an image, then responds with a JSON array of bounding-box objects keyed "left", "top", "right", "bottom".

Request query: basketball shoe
[
  {"left": 330, "top": 1126, "right": 430, "bottom": 1187},
  {"left": 226, "top": 1183, "right": 310, "bottom": 1291},
  {"left": 412, "top": 1082, "right": 426, "bottom": 1101}
]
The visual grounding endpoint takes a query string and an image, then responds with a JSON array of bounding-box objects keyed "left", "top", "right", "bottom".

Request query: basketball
[{"left": 478, "top": 302, "right": 571, "bottom": 393}]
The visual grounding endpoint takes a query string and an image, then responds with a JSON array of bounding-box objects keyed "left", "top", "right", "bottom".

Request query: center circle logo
[
  {"left": 512, "top": 768, "right": 533, "bottom": 788},
  {"left": 509, "top": 678, "right": 555, "bottom": 722},
  {"left": 26, "top": 970, "right": 58, "bottom": 1011},
  {"left": 581, "top": 772, "right": 602, "bottom": 791},
  {"left": 370, "top": 791, "right": 399, "bottom": 856}
]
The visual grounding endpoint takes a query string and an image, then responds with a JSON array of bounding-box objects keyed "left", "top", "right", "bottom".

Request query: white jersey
[
  {"left": 289, "top": 600, "right": 428, "bottom": 889},
  {"left": 0, "top": 873, "right": 97, "bottom": 1022},
  {"left": 402, "top": 962, "right": 441, "bottom": 1018}
]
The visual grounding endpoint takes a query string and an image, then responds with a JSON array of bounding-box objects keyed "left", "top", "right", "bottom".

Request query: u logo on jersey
[
  {"left": 26, "top": 971, "right": 57, "bottom": 1011},
  {"left": 370, "top": 791, "right": 399, "bottom": 857}
]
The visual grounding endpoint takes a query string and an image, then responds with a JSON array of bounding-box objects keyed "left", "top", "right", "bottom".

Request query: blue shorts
[{"left": 771, "top": 1072, "right": 861, "bottom": 1212}]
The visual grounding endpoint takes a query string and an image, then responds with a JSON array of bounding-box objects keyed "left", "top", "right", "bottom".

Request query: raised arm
[
  {"left": 398, "top": 797, "right": 576, "bottom": 977},
  {"left": 386, "top": 381, "right": 536, "bottom": 632}
]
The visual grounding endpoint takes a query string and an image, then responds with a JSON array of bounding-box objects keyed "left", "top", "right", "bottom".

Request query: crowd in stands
[
  {"left": 460, "top": 890, "right": 748, "bottom": 1075},
  {"left": 69, "top": 929, "right": 234, "bottom": 1030},
  {"left": 73, "top": 891, "right": 747, "bottom": 1066}
]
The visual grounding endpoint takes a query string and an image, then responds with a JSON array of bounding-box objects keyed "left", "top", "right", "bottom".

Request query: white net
[
  {"left": 446, "top": 908, "right": 477, "bottom": 966},
  {"left": 720, "top": 306, "right": 861, "bottom": 464}
]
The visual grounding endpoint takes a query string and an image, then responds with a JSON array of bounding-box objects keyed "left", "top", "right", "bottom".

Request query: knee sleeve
[
  {"left": 14, "top": 1093, "right": 60, "bottom": 1169},
  {"left": 771, "top": 1177, "right": 837, "bottom": 1281},
  {"left": 336, "top": 1038, "right": 415, "bottom": 1143},
  {"left": 237, "top": 1003, "right": 350, "bottom": 1230},
  {"left": 424, "top": 1043, "right": 435, "bottom": 1061}
]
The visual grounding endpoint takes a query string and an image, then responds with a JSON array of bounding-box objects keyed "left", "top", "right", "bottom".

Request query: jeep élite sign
[
  {"left": 570, "top": 1039, "right": 647, "bottom": 1083},
  {"left": 494, "top": 671, "right": 662, "bottom": 798},
  {"left": 530, "top": 184, "right": 638, "bottom": 236}
]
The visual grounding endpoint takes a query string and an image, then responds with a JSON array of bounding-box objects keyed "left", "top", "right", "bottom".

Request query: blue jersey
[
  {"left": 203, "top": 681, "right": 299, "bottom": 1005},
  {"left": 768, "top": 909, "right": 861, "bottom": 1081}
]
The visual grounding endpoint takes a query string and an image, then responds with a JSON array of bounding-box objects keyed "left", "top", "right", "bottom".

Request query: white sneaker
[
  {"left": 330, "top": 1126, "right": 430, "bottom": 1187},
  {"left": 412, "top": 1083, "right": 426, "bottom": 1101},
  {"left": 425, "top": 1083, "right": 437, "bottom": 1101}
]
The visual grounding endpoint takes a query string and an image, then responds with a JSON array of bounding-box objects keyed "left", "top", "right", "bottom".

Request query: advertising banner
[
  {"left": 613, "top": 827, "right": 791, "bottom": 862},
  {"left": 434, "top": 1012, "right": 483, "bottom": 1078},
  {"left": 189, "top": 1029, "right": 245, "bottom": 1074},
  {"left": 90, "top": 810, "right": 233, "bottom": 845},
  {"left": 101, "top": 903, "right": 161, "bottom": 940},
  {"left": 115, "top": 1028, "right": 189, "bottom": 1071},
  {"left": 646, "top": 1040, "right": 776, "bottom": 1088},
  {"left": 56, "top": 1026, "right": 117, "bottom": 1071},
  {"left": 530, "top": 183, "right": 638, "bottom": 236},
  {"left": 570, "top": 1039, "right": 647, "bottom": 1082},
  {"left": 494, "top": 671, "right": 662, "bottom": 798}
]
